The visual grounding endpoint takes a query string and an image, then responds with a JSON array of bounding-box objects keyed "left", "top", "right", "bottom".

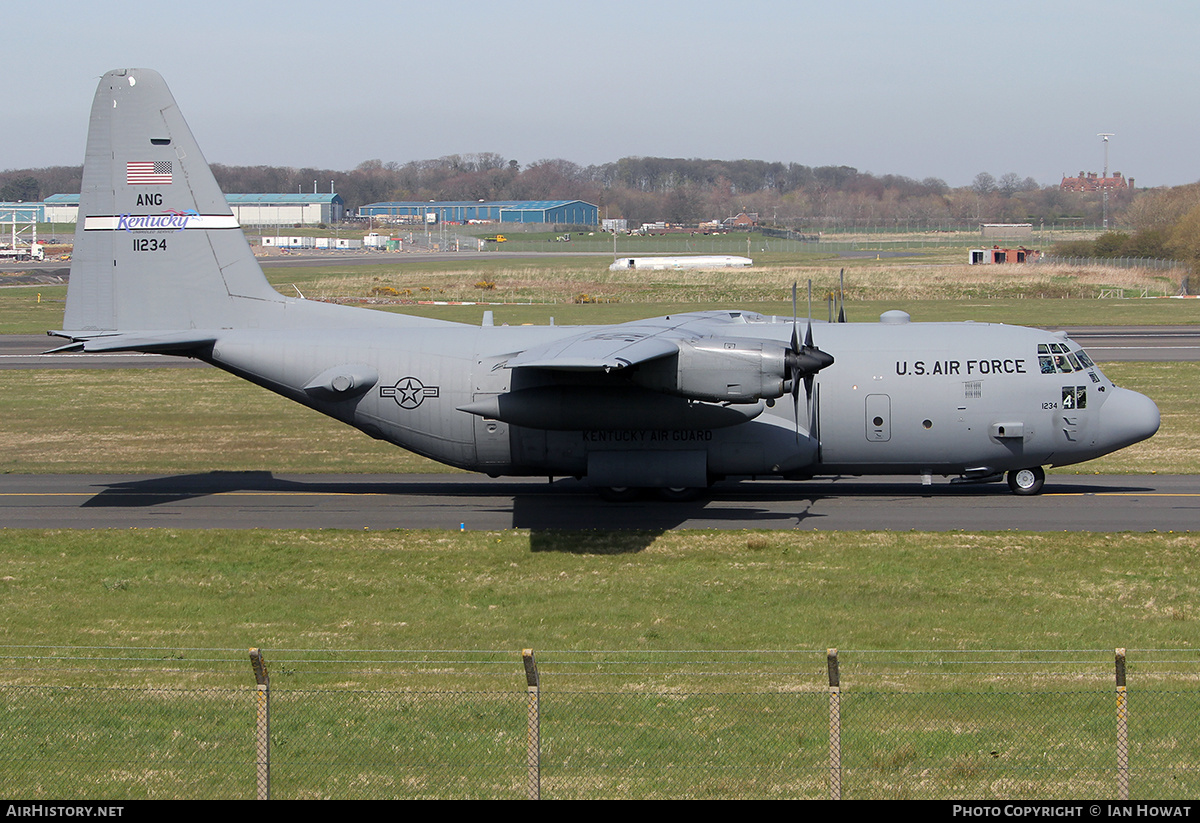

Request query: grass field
[
  {"left": 3, "top": 528, "right": 1198, "bottom": 669},
  {"left": 3, "top": 524, "right": 1199, "bottom": 798},
  {"left": 267, "top": 256, "right": 1191, "bottom": 313}
]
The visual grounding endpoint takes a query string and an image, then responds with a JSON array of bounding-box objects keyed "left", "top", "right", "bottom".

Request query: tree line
[
  {"left": 0, "top": 154, "right": 1145, "bottom": 229},
  {"left": 1049, "top": 181, "right": 1200, "bottom": 269}
]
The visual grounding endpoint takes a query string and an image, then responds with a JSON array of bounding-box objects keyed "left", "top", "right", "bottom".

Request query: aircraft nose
[{"left": 1098, "top": 386, "right": 1160, "bottom": 451}]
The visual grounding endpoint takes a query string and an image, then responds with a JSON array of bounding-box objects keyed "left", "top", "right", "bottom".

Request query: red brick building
[{"left": 1060, "top": 171, "right": 1131, "bottom": 192}]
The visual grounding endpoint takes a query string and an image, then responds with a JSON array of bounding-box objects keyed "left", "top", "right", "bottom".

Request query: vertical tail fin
[{"left": 63, "top": 68, "right": 284, "bottom": 334}]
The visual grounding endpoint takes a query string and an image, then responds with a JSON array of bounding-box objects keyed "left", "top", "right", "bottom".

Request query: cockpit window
[{"left": 1038, "top": 342, "right": 1097, "bottom": 374}]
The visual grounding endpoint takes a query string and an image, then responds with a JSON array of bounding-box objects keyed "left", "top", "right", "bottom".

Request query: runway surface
[
  {"left": 3, "top": 326, "right": 1198, "bottom": 369},
  {"left": 2, "top": 473, "right": 1195, "bottom": 532},
  {"left": 1055, "top": 325, "right": 1200, "bottom": 362}
]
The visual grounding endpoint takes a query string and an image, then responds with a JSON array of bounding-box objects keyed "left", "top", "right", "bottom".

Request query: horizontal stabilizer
[{"left": 47, "top": 330, "right": 217, "bottom": 354}]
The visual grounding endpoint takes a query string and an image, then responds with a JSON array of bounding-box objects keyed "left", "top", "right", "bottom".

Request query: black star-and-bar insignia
[{"left": 380, "top": 377, "right": 440, "bottom": 409}]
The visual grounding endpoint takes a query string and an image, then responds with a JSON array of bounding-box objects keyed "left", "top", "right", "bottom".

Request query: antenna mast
[{"left": 1098, "top": 133, "right": 1114, "bottom": 229}]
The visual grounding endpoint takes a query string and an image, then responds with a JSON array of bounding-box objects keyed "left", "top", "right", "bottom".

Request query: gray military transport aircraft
[{"left": 49, "top": 69, "right": 1160, "bottom": 499}]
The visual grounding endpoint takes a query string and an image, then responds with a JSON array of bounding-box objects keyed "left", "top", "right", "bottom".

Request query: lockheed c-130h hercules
[{"left": 49, "top": 69, "right": 1160, "bottom": 499}]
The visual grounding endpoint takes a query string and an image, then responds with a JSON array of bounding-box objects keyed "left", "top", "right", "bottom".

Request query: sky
[{"left": 5, "top": 0, "right": 1199, "bottom": 188}]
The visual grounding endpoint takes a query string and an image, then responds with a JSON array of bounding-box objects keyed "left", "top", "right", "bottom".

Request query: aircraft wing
[
  {"left": 504, "top": 325, "right": 682, "bottom": 371},
  {"left": 495, "top": 311, "right": 835, "bottom": 409}
]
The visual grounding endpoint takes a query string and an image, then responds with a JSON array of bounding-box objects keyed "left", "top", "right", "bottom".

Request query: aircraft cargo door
[{"left": 866, "top": 394, "right": 891, "bottom": 442}]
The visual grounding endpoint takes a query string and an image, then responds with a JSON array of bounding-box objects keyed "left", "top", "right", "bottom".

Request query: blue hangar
[{"left": 358, "top": 199, "right": 598, "bottom": 225}]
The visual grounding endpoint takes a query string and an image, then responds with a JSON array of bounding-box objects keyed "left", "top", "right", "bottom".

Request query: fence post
[
  {"left": 1116, "top": 648, "right": 1129, "bottom": 800},
  {"left": 523, "top": 649, "right": 540, "bottom": 800},
  {"left": 249, "top": 648, "right": 270, "bottom": 800},
  {"left": 828, "top": 648, "right": 842, "bottom": 800}
]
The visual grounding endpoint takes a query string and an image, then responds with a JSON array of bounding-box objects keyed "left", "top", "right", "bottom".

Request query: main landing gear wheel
[{"left": 1007, "top": 466, "right": 1046, "bottom": 496}]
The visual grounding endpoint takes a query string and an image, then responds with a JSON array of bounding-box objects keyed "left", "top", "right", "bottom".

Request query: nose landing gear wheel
[{"left": 1007, "top": 466, "right": 1045, "bottom": 495}]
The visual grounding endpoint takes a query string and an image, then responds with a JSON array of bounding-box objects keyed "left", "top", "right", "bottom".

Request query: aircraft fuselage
[{"left": 202, "top": 311, "right": 1158, "bottom": 490}]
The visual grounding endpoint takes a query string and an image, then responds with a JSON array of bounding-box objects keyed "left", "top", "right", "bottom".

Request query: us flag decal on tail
[{"left": 126, "top": 160, "right": 172, "bottom": 185}]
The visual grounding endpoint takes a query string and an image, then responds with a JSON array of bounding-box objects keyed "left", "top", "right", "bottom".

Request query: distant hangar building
[
  {"left": 225, "top": 193, "right": 344, "bottom": 226},
  {"left": 359, "top": 199, "right": 598, "bottom": 226}
]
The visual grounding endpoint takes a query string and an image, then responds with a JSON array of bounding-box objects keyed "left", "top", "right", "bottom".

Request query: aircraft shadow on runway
[
  {"left": 79, "top": 471, "right": 529, "bottom": 506},
  {"left": 80, "top": 472, "right": 794, "bottom": 553},
  {"left": 75, "top": 471, "right": 1163, "bottom": 553}
]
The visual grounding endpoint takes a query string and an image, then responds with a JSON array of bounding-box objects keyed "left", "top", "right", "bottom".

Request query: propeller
[{"left": 785, "top": 281, "right": 835, "bottom": 437}]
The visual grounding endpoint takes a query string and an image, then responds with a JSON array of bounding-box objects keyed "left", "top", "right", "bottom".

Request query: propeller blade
[
  {"left": 790, "top": 282, "right": 799, "bottom": 354},
  {"left": 804, "top": 280, "right": 816, "bottom": 409},
  {"left": 805, "top": 280, "right": 814, "bottom": 349},
  {"left": 792, "top": 368, "right": 802, "bottom": 430},
  {"left": 783, "top": 278, "right": 834, "bottom": 440},
  {"left": 808, "top": 381, "right": 820, "bottom": 444}
]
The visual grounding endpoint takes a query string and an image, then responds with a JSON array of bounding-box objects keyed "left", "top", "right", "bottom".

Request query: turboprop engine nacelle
[{"left": 632, "top": 338, "right": 791, "bottom": 403}]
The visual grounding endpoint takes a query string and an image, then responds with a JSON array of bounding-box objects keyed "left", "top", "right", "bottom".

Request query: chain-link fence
[
  {"left": 1037, "top": 254, "right": 1186, "bottom": 274},
  {"left": 1, "top": 647, "right": 1196, "bottom": 799}
]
